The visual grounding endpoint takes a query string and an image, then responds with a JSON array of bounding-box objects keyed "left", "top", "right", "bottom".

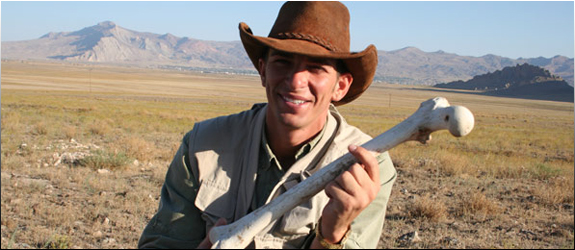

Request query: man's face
[{"left": 259, "top": 49, "right": 353, "bottom": 132}]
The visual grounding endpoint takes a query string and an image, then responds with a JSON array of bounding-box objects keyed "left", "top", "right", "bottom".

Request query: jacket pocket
[{"left": 194, "top": 150, "right": 234, "bottom": 225}]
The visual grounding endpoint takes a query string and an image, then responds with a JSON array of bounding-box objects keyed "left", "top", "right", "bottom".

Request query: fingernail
[{"left": 349, "top": 145, "right": 358, "bottom": 151}]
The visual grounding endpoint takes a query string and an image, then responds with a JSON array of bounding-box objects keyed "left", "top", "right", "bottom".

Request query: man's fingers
[
  {"left": 346, "top": 164, "right": 373, "bottom": 188},
  {"left": 196, "top": 218, "right": 227, "bottom": 249},
  {"left": 197, "top": 236, "right": 211, "bottom": 249},
  {"left": 336, "top": 170, "right": 363, "bottom": 196},
  {"left": 325, "top": 178, "right": 351, "bottom": 200},
  {"left": 214, "top": 218, "right": 227, "bottom": 227},
  {"left": 348, "top": 145, "right": 380, "bottom": 184}
]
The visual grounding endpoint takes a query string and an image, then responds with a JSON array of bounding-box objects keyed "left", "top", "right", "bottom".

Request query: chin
[{"left": 278, "top": 114, "right": 307, "bottom": 129}]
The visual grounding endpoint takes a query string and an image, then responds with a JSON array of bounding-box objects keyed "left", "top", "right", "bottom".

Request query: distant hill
[
  {"left": 1, "top": 21, "right": 252, "bottom": 70},
  {"left": 376, "top": 47, "right": 573, "bottom": 86},
  {"left": 2, "top": 21, "right": 573, "bottom": 86},
  {"left": 435, "top": 63, "right": 574, "bottom": 102}
]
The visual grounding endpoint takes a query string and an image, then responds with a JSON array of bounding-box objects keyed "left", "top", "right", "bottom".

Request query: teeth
[{"left": 283, "top": 96, "right": 306, "bottom": 105}]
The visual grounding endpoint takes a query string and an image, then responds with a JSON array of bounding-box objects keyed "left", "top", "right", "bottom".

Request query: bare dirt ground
[
  {"left": 379, "top": 161, "right": 574, "bottom": 248},
  {"left": 1, "top": 60, "right": 573, "bottom": 249}
]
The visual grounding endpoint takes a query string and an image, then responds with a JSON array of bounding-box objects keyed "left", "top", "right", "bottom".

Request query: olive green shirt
[
  {"left": 253, "top": 122, "right": 392, "bottom": 248},
  {"left": 252, "top": 123, "right": 326, "bottom": 210},
  {"left": 138, "top": 104, "right": 396, "bottom": 249}
]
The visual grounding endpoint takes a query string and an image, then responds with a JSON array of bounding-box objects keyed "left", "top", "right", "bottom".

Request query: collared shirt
[
  {"left": 252, "top": 121, "right": 327, "bottom": 210},
  {"left": 138, "top": 104, "right": 397, "bottom": 249}
]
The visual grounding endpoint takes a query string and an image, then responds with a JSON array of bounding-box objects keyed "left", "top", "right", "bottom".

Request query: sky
[{"left": 1, "top": 1, "right": 574, "bottom": 59}]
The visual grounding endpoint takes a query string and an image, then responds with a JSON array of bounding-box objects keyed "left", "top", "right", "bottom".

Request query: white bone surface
[{"left": 210, "top": 97, "right": 474, "bottom": 249}]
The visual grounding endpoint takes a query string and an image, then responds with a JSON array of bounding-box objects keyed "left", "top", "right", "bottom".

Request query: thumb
[
  {"left": 214, "top": 218, "right": 227, "bottom": 227},
  {"left": 197, "top": 218, "right": 228, "bottom": 249}
]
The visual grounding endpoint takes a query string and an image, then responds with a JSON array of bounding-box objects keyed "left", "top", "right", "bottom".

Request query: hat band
[{"left": 275, "top": 32, "right": 339, "bottom": 52}]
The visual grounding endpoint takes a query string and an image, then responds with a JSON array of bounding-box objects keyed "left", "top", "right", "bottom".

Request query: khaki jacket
[{"left": 138, "top": 104, "right": 396, "bottom": 249}]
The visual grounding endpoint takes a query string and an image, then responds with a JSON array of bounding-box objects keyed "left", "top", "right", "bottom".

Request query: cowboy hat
[{"left": 239, "top": 1, "right": 378, "bottom": 106}]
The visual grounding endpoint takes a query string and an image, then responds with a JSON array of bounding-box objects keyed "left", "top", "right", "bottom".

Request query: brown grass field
[{"left": 1, "top": 60, "right": 573, "bottom": 249}]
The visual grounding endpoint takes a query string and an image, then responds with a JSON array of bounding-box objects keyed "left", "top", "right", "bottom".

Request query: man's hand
[
  {"left": 197, "top": 218, "right": 227, "bottom": 249},
  {"left": 317, "top": 145, "right": 381, "bottom": 244}
]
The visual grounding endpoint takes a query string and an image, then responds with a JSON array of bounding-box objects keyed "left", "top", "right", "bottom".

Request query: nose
[{"left": 285, "top": 65, "right": 309, "bottom": 91}]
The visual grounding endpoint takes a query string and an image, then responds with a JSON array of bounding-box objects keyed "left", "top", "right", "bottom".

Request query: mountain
[
  {"left": 435, "top": 63, "right": 574, "bottom": 102},
  {"left": 2, "top": 21, "right": 573, "bottom": 86},
  {"left": 375, "top": 47, "right": 573, "bottom": 86},
  {"left": 1, "top": 21, "right": 252, "bottom": 70}
]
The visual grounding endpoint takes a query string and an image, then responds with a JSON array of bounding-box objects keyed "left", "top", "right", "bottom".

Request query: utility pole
[{"left": 89, "top": 68, "right": 92, "bottom": 94}]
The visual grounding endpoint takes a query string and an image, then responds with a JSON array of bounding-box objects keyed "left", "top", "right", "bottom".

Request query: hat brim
[{"left": 239, "top": 22, "right": 377, "bottom": 106}]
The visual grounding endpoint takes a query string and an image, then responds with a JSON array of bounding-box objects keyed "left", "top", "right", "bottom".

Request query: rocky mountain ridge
[
  {"left": 378, "top": 47, "right": 573, "bottom": 86},
  {"left": 435, "top": 63, "right": 574, "bottom": 102},
  {"left": 2, "top": 21, "right": 573, "bottom": 86}
]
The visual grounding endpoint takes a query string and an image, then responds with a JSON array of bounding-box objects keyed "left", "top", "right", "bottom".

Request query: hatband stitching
[{"left": 276, "top": 33, "right": 338, "bottom": 52}]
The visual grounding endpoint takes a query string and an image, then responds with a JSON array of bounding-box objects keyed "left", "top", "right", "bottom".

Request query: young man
[{"left": 139, "top": 2, "right": 396, "bottom": 248}]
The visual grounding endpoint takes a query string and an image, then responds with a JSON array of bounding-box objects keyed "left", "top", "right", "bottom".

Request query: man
[{"left": 139, "top": 2, "right": 396, "bottom": 249}]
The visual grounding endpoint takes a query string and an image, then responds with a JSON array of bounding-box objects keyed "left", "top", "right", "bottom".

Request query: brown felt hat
[{"left": 239, "top": 1, "right": 378, "bottom": 106}]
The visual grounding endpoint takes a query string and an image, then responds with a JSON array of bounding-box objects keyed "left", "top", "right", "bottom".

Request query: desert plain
[{"left": 1, "top": 60, "right": 573, "bottom": 248}]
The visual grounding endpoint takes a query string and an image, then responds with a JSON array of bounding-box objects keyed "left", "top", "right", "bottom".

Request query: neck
[{"left": 265, "top": 115, "right": 327, "bottom": 166}]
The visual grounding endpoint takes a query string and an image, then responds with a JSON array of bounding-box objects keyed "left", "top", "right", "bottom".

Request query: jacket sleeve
[
  {"left": 138, "top": 130, "right": 206, "bottom": 249},
  {"left": 344, "top": 151, "right": 397, "bottom": 249}
]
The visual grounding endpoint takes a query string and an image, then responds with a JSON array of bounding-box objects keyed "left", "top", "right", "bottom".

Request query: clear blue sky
[{"left": 1, "top": 1, "right": 573, "bottom": 59}]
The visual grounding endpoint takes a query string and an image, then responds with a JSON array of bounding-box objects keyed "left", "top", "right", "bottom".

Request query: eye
[
  {"left": 307, "top": 64, "right": 328, "bottom": 74},
  {"left": 307, "top": 58, "right": 335, "bottom": 74},
  {"left": 270, "top": 57, "right": 291, "bottom": 67},
  {"left": 274, "top": 59, "right": 289, "bottom": 64}
]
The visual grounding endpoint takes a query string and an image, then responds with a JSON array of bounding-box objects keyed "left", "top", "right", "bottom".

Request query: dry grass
[
  {"left": 63, "top": 125, "right": 77, "bottom": 139},
  {"left": 409, "top": 196, "right": 448, "bottom": 222},
  {"left": 33, "top": 122, "right": 48, "bottom": 136},
  {"left": 534, "top": 177, "right": 575, "bottom": 206},
  {"left": 88, "top": 121, "right": 112, "bottom": 136},
  {"left": 1, "top": 60, "right": 573, "bottom": 249},
  {"left": 459, "top": 192, "right": 501, "bottom": 218},
  {"left": 116, "top": 136, "right": 157, "bottom": 162}
]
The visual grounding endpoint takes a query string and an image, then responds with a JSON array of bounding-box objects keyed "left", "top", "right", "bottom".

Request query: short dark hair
[
  {"left": 261, "top": 47, "right": 350, "bottom": 75},
  {"left": 335, "top": 60, "right": 349, "bottom": 75}
]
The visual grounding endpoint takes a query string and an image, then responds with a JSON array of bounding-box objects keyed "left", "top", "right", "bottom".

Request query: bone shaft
[
  {"left": 211, "top": 153, "right": 357, "bottom": 248},
  {"left": 210, "top": 98, "right": 473, "bottom": 249},
  {"left": 211, "top": 115, "right": 421, "bottom": 249}
]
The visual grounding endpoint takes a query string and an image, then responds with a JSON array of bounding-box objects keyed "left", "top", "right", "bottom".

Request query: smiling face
[{"left": 259, "top": 49, "right": 353, "bottom": 136}]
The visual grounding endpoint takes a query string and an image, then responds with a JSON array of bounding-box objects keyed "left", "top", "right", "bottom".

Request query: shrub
[
  {"left": 77, "top": 150, "right": 130, "bottom": 170},
  {"left": 409, "top": 196, "right": 447, "bottom": 222},
  {"left": 118, "top": 136, "right": 155, "bottom": 162},
  {"left": 33, "top": 122, "right": 48, "bottom": 135},
  {"left": 43, "top": 234, "right": 70, "bottom": 249},
  {"left": 88, "top": 121, "right": 111, "bottom": 136},
  {"left": 460, "top": 192, "right": 500, "bottom": 218},
  {"left": 63, "top": 126, "right": 77, "bottom": 139}
]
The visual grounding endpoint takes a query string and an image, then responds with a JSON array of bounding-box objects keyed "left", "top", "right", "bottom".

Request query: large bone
[{"left": 210, "top": 97, "right": 474, "bottom": 249}]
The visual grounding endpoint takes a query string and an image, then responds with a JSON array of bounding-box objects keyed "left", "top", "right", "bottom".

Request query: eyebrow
[
  {"left": 269, "top": 50, "right": 336, "bottom": 66},
  {"left": 269, "top": 50, "right": 293, "bottom": 59}
]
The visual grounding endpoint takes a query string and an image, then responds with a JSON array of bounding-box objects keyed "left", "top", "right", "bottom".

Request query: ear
[
  {"left": 258, "top": 58, "right": 266, "bottom": 87},
  {"left": 331, "top": 72, "right": 353, "bottom": 102}
]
